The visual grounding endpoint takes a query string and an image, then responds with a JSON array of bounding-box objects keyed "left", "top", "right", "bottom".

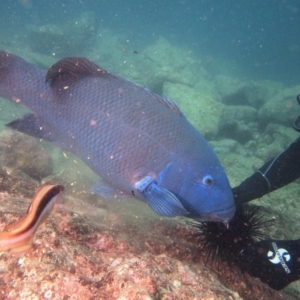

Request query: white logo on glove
[{"left": 267, "top": 242, "right": 291, "bottom": 273}]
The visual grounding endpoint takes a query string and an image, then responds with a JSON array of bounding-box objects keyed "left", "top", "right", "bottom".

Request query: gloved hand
[
  {"left": 233, "top": 137, "right": 300, "bottom": 205},
  {"left": 232, "top": 172, "right": 270, "bottom": 204},
  {"left": 238, "top": 239, "right": 300, "bottom": 290}
]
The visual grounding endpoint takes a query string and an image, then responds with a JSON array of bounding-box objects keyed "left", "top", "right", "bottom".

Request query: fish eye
[{"left": 202, "top": 175, "right": 213, "bottom": 186}]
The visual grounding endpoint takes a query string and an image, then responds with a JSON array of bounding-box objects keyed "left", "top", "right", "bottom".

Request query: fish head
[
  {"left": 159, "top": 160, "right": 235, "bottom": 222},
  {"left": 177, "top": 163, "right": 236, "bottom": 222}
]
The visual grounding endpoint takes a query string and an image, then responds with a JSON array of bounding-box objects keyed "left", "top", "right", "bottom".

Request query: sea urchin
[{"left": 189, "top": 205, "right": 273, "bottom": 266}]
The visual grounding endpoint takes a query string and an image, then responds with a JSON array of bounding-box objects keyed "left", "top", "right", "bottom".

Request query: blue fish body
[{"left": 0, "top": 51, "right": 235, "bottom": 221}]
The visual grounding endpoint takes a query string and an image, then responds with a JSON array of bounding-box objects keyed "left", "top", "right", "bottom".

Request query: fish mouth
[{"left": 200, "top": 205, "right": 236, "bottom": 222}]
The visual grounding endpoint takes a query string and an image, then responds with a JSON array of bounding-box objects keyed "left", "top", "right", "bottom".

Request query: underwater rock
[
  {"left": 258, "top": 85, "right": 300, "bottom": 127},
  {"left": 90, "top": 36, "right": 214, "bottom": 101},
  {"left": 221, "top": 105, "right": 258, "bottom": 124},
  {"left": 26, "top": 12, "right": 96, "bottom": 56},
  {"left": 88, "top": 28, "right": 130, "bottom": 70},
  {"left": 237, "top": 80, "right": 282, "bottom": 108},
  {"left": 264, "top": 123, "right": 299, "bottom": 145},
  {"left": 0, "top": 166, "right": 38, "bottom": 199},
  {"left": 219, "top": 151, "right": 264, "bottom": 188},
  {"left": 0, "top": 98, "right": 30, "bottom": 132},
  {"left": 255, "top": 123, "right": 299, "bottom": 161},
  {"left": 26, "top": 23, "right": 64, "bottom": 55},
  {"left": 163, "top": 82, "right": 222, "bottom": 137},
  {"left": 218, "top": 105, "right": 258, "bottom": 144},
  {"left": 0, "top": 177, "right": 293, "bottom": 300},
  {"left": 214, "top": 76, "right": 281, "bottom": 108},
  {"left": 0, "top": 130, "right": 53, "bottom": 181},
  {"left": 142, "top": 38, "right": 202, "bottom": 91},
  {"left": 214, "top": 75, "right": 242, "bottom": 99},
  {"left": 42, "top": 149, "right": 99, "bottom": 198},
  {"left": 194, "top": 77, "right": 220, "bottom": 101},
  {"left": 209, "top": 139, "right": 246, "bottom": 156}
]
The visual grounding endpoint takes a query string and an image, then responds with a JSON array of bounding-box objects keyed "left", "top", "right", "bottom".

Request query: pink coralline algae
[{"left": 0, "top": 167, "right": 294, "bottom": 299}]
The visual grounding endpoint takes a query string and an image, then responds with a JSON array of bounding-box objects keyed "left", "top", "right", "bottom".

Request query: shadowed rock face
[
  {"left": 0, "top": 166, "right": 38, "bottom": 199},
  {"left": 0, "top": 130, "right": 53, "bottom": 181},
  {"left": 0, "top": 166, "right": 293, "bottom": 299},
  {"left": 26, "top": 12, "right": 96, "bottom": 57}
]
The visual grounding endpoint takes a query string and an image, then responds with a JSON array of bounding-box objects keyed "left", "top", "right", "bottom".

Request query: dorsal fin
[
  {"left": 45, "top": 57, "right": 108, "bottom": 85},
  {"left": 153, "top": 95, "right": 183, "bottom": 117},
  {"left": 45, "top": 56, "right": 184, "bottom": 117}
]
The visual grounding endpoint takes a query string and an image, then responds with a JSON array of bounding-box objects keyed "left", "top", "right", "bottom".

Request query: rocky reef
[
  {"left": 0, "top": 165, "right": 292, "bottom": 299},
  {"left": 26, "top": 12, "right": 96, "bottom": 57},
  {"left": 0, "top": 130, "right": 53, "bottom": 181}
]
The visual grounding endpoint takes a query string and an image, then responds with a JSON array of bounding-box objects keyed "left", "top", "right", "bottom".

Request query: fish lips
[{"left": 198, "top": 205, "right": 236, "bottom": 222}]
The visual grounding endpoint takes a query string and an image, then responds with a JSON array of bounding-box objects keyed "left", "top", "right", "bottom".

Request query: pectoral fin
[
  {"left": 6, "top": 113, "right": 54, "bottom": 141},
  {"left": 91, "top": 181, "right": 129, "bottom": 199},
  {"left": 135, "top": 176, "right": 188, "bottom": 217}
]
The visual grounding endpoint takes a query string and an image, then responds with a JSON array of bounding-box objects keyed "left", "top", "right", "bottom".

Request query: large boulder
[
  {"left": 218, "top": 105, "right": 258, "bottom": 144},
  {"left": 141, "top": 38, "right": 205, "bottom": 92},
  {"left": 0, "top": 130, "right": 53, "bottom": 181},
  {"left": 163, "top": 82, "right": 222, "bottom": 138},
  {"left": 214, "top": 75, "right": 282, "bottom": 108},
  {"left": 258, "top": 85, "right": 300, "bottom": 127},
  {"left": 26, "top": 12, "right": 96, "bottom": 56},
  {"left": 255, "top": 123, "right": 299, "bottom": 161}
]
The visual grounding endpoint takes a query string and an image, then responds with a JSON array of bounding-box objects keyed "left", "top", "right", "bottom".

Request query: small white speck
[
  {"left": 18, "top": 258, "right": 25, "bottom": 265},
  {"left": 44, "top": 290, "right": 52, "bottom": 299}
]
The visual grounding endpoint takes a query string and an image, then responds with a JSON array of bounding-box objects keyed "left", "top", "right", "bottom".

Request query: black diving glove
[
  {"left": 238, "top": 239, "right": 300, "bottom": 290},
  {"left": 232, "top": 171, "right": 270, "bottom": 204},
  {"left": 233, "top": 137, "right": 300, "bottom": 205}
]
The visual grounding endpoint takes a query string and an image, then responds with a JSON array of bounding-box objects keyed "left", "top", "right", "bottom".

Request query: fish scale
[{"left": 0, "top": 50, "right": 235, "bottom": 221}]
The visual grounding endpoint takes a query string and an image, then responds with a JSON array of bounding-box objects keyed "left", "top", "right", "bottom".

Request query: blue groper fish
[{"left": 0, "top": 50, "right": 235, "bottom": 221}]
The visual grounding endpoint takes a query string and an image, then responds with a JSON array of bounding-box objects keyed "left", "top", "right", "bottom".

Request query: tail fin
[{"left": 0, "top": 50, "right": 45, "bottom": 105}]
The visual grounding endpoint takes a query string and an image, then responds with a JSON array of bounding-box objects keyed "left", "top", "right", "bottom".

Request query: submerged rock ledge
[{"left": 0, "top": 167, "right": 292, "bottom": 300}]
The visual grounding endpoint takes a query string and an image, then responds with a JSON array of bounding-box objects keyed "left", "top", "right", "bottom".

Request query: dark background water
[{"left": 1, "top": 0, "right": 300, "bottom": 84}]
